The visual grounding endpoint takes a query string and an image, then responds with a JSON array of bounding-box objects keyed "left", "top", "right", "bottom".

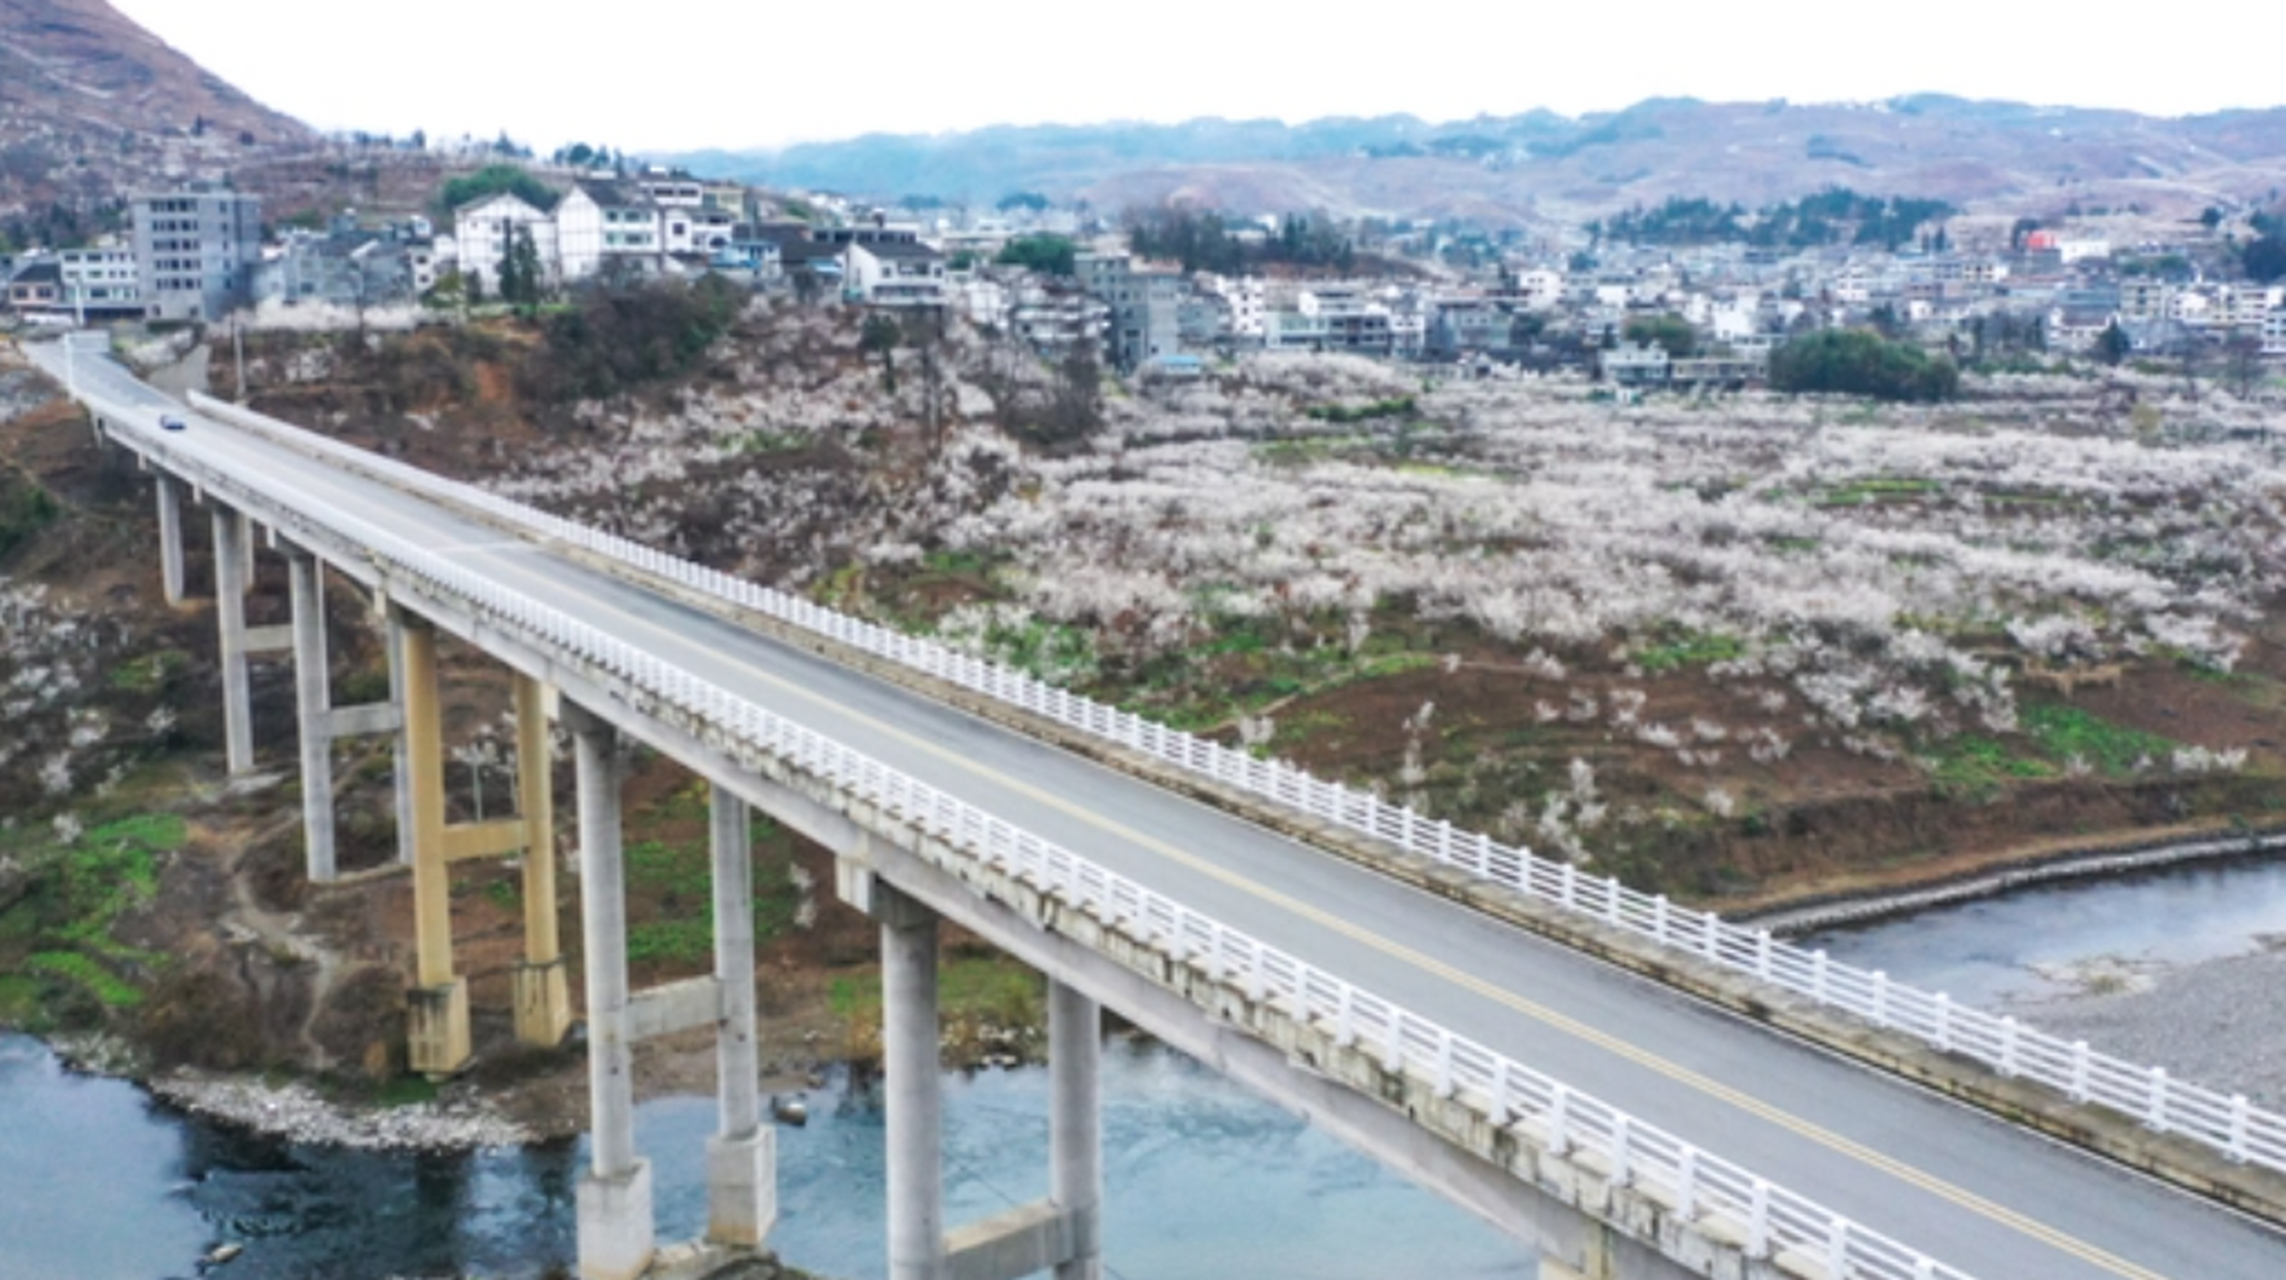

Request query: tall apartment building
[
  {"left": 131, "top": 186, "right": 262, "bottom": 322},
  {"left": 1075, "top": 250, "right": 1180, "bottom": 370}
]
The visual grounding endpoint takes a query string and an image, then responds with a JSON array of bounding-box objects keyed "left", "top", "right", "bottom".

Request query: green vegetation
[
  {"left": 1304, "top": 396, "right": 1416, "bottom": 424},
  {"left": 1126, "top": 208, "right": 1355, "bottom": 275},
  {"left": 373, "top": 1075, "right": 440, "bottom": 1107},
  {"left": 1927, "top": 735, "right": 2052, "bottom": 799},
  {"left": 1769, "top": 329, "right": 1959, "bottom": 402},
  {"left": 2246, "top": 231, "right": 2286, "bottom": 284},
  {"left": 1589, "top": 188, "right": 1953, "bottom": 251},
  {"left": 860, "top": 313, "right": 902, "bottom": 393},
  {"left": 1925, "top": 706, "right": 2181, "bottom": 799},
  {"left": 1814, "top": 476, "right": 1940, "bottom": 507},
  {"left": 994, "top": 234, "right": 1076, "bottom": 277},
  {"left": 1622, "top": 313, "right": 1697, "bottom": 359},
  {"left": 27, "top": 952, "right": 142, "bottom": 1008},
  {"left": 435, "top": 164, "right": 560, "bottom": 217},
  {"left": 496, "top": 227, "right": 547, "bottom": 312},
  {"left": 2021, "top": 705, "right": 2175, "bottom": 777},
  {"left": 1633, "top": 630, "right": 1743, "bottom": 672},
  {"left": 108, "top": 649, "right": 189, "bottom": 694},
  {"left": 830, "top": 957, "right": 1041, "bottom": 1028},
  {"left": 0, "top": 473, "right": 60, "bottom": 560},
  {"left": 620, "top": 792, "right": 796, "bottom": 968},
  {"left": 0, "top": 812, "right": 185, "bottom": 1018},
  {"left": 524, "top": 275, "right": 744, "bottom": 401}
]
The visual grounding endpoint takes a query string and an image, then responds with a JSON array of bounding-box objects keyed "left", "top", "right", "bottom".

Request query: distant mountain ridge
[
  {"left": 0, "top": 0, "right": 311, "bottom": 217},
  {"left": 673, "top": 96, "right": 2286, "bottom": 227}
]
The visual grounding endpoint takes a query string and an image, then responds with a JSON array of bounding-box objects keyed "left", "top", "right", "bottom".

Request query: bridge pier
[
  {"left": 211, "top": 505, "right": 254, "bottom": 775},
  {"left": 154, "top": 474, "right": 185, "bottom": 606},
  {"left": 510, "top": 674, "right": 572, "bottom": 1049},
  {"left": 568, "top": 700, "right": 654, "bottom": 1280},
  {"left": 1047, "top": 981, "right": 1102, "bottom": 1280},
  {"left": 384, "top": 605, "right": 416, "bottom": 868},
  {"left": 706, "top": 786, "right": 776, "bottom": 1247},
  {"left": 287, "top": 548, "right": 336, "bottom": 882},
  {"left": 399, "top": 612, "right": 472, "bottom": 1077},
  {"left": 880, "top": 883, "right": 947, "bottom": 1280},
  {"left": 844, "top": 864, "right": 1102, "bottom": 1280}
]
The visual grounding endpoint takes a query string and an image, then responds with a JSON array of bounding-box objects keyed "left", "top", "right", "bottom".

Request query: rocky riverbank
[
  {"left": 2002, "top": 936, "right": 2286, "bottom": 1111},
  {"left": 147, "top": 1069, "right": 531, "bottom": 1150}
]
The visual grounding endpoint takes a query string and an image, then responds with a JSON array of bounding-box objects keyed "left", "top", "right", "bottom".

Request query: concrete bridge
[{"left": 28, "top": 334, "right": 2286, "bottom": 1280}]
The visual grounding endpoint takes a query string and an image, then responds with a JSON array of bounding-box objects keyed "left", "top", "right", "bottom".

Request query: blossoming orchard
[{"left": 249, "top": 311, "right": 2286, "bottom": 896}]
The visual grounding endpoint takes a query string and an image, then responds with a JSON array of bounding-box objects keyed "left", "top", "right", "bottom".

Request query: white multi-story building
[
  {"left": 1510, "top": 268, "right": 1566, "bottom": 311},
  {"left": 1196, "top": 273, "right": 1265, "bottom": 339},
  {"left": 57, "top": 246, "right": 141, "bottom": 318},
  {"left": 453, "top": 192, "right": 559, "bottom": 293},
  {"left": 843, "top": 241, "right": 946, "bottom": 308},
  {"left": 555, "top": 182, "right": 659, "bottom": 280},
  {"left": 2264, "top": 307, "right": 2286, "bottom": 357}
]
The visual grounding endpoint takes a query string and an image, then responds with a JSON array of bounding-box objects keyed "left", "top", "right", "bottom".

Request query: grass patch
[
  {"left": 1928, "top": 735, "right": 2052, "bottom": 799},
  {"left": 1634, "top": 630, "right": 1744, "bottom": 673},
  {"left": 373, "top": 1074, "right": 438, "bottom": 1107},
  {"left": 0, "top": 974, "right": 41, "bottom": 1025},
  {"left": 2021, "top": 705, "right": 2175, "bottom": 777},
  {"left": 107, "top": 649, "right": 191, "bottom": 694},
  {"left": 27, "top": 951, "right": 141, "bottom": 1008},
  {"left": 627, "top": 917, "right": 713, "bottom": 967},
  {"left": 829, "top": 956, "right": 1043, "bottom": 1027},
  {"left": 1813, "top": 476, "right": 1940, "bottom": 508}
]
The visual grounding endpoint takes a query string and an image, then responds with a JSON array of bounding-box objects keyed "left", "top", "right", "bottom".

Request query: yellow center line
[{"left": 464, "top": 541, "right": 2168, "bottom": 1280}]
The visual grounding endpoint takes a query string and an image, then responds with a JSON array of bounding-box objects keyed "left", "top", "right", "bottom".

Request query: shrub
[{"left": 1770, "top": 329, "right": 1959, "bottom": 402}]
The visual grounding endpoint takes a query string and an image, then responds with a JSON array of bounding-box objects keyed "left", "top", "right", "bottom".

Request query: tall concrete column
[
  {"left": 569, "top": 700, "right": 653, "bottom": 1280},
  {"left": 154, "top": 475, "right": 185, "bottom": 606},
  {"left": 510, "top": 674, "right": 571, "bottom": 1048},
  {"left": 287, "top": 549, "right": 335, "bottom": 882},
  {"left": 399, "top": 613, "right": 469, "bottom": 1076},
  {"left": 210, "top": 506, "right": 254, "bottom": 775},
  {"left": 385, "top": 606, "right": 416, "bottom": 867},
  {"left": 882, "top": 885, "right": 947, "bottom": 1280},
  {"left": 1049, "top": 980, "right": 1103, "bottom": 1280},
  {"left": 707, "top": 785, "right": 775, "bottom": 1247}
]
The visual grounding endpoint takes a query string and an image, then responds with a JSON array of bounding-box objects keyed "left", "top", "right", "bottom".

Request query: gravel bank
[
  {"left": 2006, "top": 941, "right": 2286, "bottom": 1111},
  {"left": 147, "top": 1070, "right": 531, "bottom": 1150}
]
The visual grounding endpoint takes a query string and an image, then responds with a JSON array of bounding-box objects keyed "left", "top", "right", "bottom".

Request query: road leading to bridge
[{"left": 35, "top": 341, "right": 2286, "bottom": 1280}]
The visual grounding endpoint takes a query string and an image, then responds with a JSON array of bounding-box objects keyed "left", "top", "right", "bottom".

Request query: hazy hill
[
  {"left": 677, "top": 96, "right": 2286, "bottom": 227},
  {"left": 0, "top": 0, "right": 311, "bottom": 217}
]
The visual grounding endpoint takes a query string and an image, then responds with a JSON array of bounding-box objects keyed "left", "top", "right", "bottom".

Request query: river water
[{"left": 7, "top": 853, "right": 2284, "bottom": 1280}]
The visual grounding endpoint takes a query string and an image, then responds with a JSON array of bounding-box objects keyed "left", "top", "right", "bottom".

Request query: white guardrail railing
[
  {"left": 176, "top": 384, "right": 2286, "bottom": 1184},
  {"left": 76, "top": 380, "right": 1979, "bottom": 1280}
]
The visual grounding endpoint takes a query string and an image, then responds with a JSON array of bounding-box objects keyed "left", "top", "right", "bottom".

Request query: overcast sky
[{"left": 111, "top": 0, "right": 2279, "bottom": 154}]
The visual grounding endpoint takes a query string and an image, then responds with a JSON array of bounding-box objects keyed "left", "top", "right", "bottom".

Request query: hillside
[
  {"left": 0, "top": 0, "right": 311, "bottom": 219},
  {"left": 678, "top": 95, "right": 2286, "bottom": 227}
]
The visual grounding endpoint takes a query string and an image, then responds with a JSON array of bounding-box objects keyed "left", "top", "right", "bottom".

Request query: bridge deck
[{"left": 47, "top": 345, "right": 2286, "bottom": 1280}]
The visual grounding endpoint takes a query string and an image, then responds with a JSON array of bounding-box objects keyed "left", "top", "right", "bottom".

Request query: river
[{"left": 6, "top": 853, "right": 2283, "bottom": 1280}]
